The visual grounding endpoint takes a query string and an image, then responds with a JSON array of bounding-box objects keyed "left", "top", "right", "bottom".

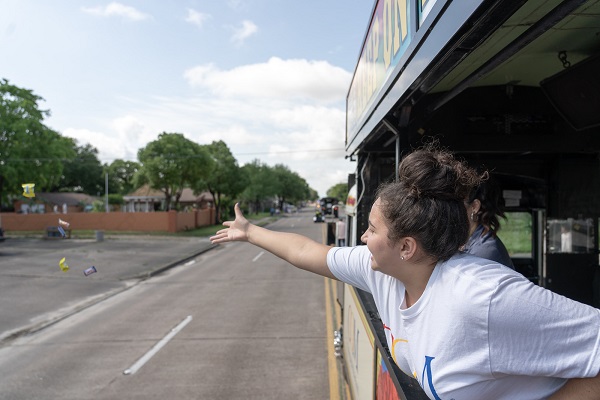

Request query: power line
[
  {"left": 0, "top": 148, "right": 346, "bottom": 163},
  {"left": 235, "top": 148, "right": 344, "bottom": 156}
]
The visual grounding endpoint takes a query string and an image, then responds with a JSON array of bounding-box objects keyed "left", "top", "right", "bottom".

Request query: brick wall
[{"left": 0, "top": 208, "right": 216, "bottom": 233}]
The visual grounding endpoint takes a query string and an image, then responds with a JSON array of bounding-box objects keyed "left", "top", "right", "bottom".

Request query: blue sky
[{"left": 1, "top": 1, "right": 374, "bottom": 197}]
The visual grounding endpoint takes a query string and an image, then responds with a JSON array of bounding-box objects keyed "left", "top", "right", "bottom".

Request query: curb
[{"left": 126, "top": 242, "right": 219, "bottom": 281}]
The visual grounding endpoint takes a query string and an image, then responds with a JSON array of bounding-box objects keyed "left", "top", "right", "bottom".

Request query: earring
[
  {"left": 470, "top": 211, "right": 474, "bottom": 221},
  {"left": 401, "top": 256, "right": 404, "bottom": 260}
]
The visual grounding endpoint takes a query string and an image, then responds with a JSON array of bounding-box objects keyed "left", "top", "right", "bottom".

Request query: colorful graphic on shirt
[
  {"left": 383, "top": 322, "right": 441, "bottom": 398},
  {"left": 422, "top": 356, "right": 441, "bottom": 400},
  {"left": 383, "top": 322, "right": 410, "bottom": 374}
]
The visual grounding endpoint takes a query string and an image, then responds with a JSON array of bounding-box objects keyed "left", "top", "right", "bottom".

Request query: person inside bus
[
  {"left": 210, "top": 145, "right": 600, "bottom": 400},
  {"left": 561, "top": 224, "right": 573, "bottom": 253},
  {"left": 336, "top": 218, "right": 346, "bottom": 247},
  {"left": 463, "top": 176, "right": 515, "bottom": 269}
]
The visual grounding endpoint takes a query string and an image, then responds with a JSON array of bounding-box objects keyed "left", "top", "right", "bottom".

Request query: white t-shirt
[{"left": 327, "top": 246, "right": 600, "bottom": 400}]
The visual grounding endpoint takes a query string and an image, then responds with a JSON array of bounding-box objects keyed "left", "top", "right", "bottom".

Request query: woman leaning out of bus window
[{"left": 210, "top": 144, "right": 600, "bottom": 400}]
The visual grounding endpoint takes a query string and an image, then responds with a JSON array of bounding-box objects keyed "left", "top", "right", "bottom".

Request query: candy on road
[
  {"left": 57, "top": 226, "right": 66, "bottom": 237},
  {"left": 22, "top": 183, "right": 35, "bottom": 198},
  {"left": 59, "top": 257, "right": 69, "bottom": 272}
]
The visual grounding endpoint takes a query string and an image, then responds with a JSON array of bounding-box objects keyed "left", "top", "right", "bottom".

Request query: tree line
[{"left": 0, "top": 79, "right": 319, "bottom": 222}]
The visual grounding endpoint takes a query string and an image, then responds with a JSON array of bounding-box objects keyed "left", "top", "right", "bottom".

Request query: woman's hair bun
[{"left": 399, "top": 145, "right": 482, "bottom": 201}]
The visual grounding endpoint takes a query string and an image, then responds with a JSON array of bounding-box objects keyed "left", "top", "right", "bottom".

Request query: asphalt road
[
  {"left": 0, "top": 210, "right": 331, "bottom": 399},
  {"left": 0, "top": 234, "right": 216, "bottom": 343}
]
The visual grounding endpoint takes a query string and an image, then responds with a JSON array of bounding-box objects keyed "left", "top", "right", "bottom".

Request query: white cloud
[
  {"left": 269, "top": 105, "right": 345, "bottom": 132},
  {"left": 112, "top": 115, "right": 155, "bottom": 149},
  {"left": 82, "top": 2, "right": 150, "bottom": 21},
  {"left": 185, "top": 9, "right": 210, "bottom": 29},
  {"left": 230, "top": 20, "right": 257, "bottom": 46},
  {"left": 64, "top": 57, "right": 355, "bottom": 196},
  {"left": 227, "top": 0, "right": 245, "bottom": 12},
  {"left": 202, "top": 125, "right": 263, "bottom": 146},
  {"left": 63, "top": 115, "right": 156, "bottom": 162},
  {"left": 183, "top": 57, "right": 351, "bottom": 103},
  {"left": 63, "top": 127, "right": 130, "bottom": 162}
]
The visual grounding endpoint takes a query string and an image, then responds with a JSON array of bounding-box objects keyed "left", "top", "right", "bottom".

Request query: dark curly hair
[
  {"left": 466, "top": 175, "right": 506, "bottom": 236},
  {"left": 376, "top": 145, "right": 484, "bottom": 261}
]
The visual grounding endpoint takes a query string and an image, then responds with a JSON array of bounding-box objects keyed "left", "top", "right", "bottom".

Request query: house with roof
[
  {"left": 13, "top": 192, "right": 98, "bottom": 214},
  {"left": 123, "top": 184, "right": 213, "bottom": 212}
]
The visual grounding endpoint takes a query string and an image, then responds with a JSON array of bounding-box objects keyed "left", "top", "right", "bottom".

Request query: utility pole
[{"left": 105, "top": 172, "right": 109, "bottom": 212}]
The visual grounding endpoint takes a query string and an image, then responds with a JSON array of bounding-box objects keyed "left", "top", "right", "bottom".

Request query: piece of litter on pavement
[
  {"left": 83, "top": 266, "right": 97, "bottom": 276},
  {"left": 59, "top": 257, "right": 69, "bottom": 272},
  {"left": 22, "top": 183, "right": 35, "bottom": 198}
]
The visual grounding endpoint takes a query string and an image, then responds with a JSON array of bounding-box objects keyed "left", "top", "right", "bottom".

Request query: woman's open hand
[{"left": 210, "top": 203, "right": 251, "bottom": 244}]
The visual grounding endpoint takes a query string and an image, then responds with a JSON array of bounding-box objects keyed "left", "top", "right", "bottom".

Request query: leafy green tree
[
  {"left": 91, "top": 199, "right": 105, "bottom": 212},
  {"left": 327, "top": 183, "right": 348, "bottom": 202},
  {"left": 132, "top": 165, "right": 150, "bottom": 189},
  {"left": 240, "top": 159, "right": 279, "bottom": 214},
  {"left": 107, "top": 193, "right": 124, "bottom": 205},
  {"left": 195, "top": 140, "right": 248, "bottom": 223},
  {"left": 107, "top": 193, "right": 124, "bottom": 211},
  {"left": 41, "top": 136, "right": 76, "bottom": 191},
  {"left": 137, "top": 132, "right": 213, "bottom": 210},
  {"left": 106, "top": 159, "right": 141, "bottom": 195},
  {"left": 60, "top": 143, "right": 104, "bottom": 195},
  {"left": 0, "top": 79, "right": 74, "bottom": 202},
  {"left": 272, "top": 164, "right": 311, "bottom": 209}
]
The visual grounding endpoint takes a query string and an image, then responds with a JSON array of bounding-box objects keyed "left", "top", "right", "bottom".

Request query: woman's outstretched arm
[{"left": 210, "top": 203, "right": 337, "bottom": 279}]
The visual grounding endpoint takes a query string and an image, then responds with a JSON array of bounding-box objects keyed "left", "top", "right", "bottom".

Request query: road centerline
[
  {"left": 252, "top": 251, "right": 265, "bottom": 262},
  {"left": 123, "top": 315, "right": 193, "bottom": 375}
]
